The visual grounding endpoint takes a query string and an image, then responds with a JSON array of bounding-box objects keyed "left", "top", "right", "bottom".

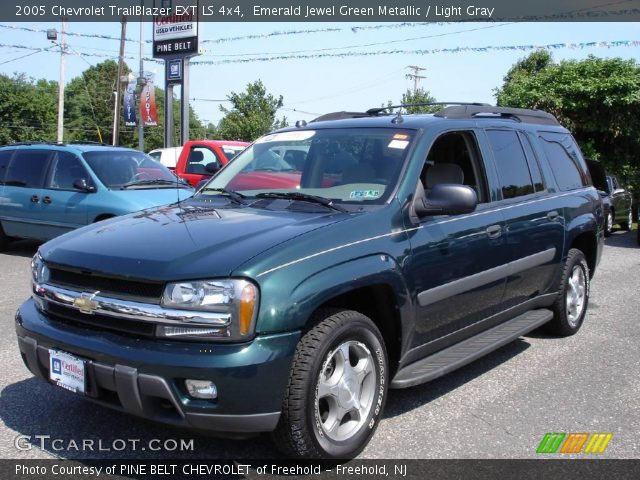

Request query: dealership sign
[{"left": 153, "top": 1, "right": 199, "bottom": 58}]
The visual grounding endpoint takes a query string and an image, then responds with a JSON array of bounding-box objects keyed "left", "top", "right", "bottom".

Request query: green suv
[{"left": 15, "top": 105, "right": 603, "bottom": 458}]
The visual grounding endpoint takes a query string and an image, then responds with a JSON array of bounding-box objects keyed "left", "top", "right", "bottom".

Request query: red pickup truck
[{"left": 152, "top": 140, "right": 249, "bottom": 187}]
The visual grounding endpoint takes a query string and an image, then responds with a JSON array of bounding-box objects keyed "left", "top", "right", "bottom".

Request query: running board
[{"left": 390, "top": 309, "right": 553, "bottom": 389}]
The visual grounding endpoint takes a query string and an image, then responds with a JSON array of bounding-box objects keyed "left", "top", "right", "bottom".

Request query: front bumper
[{"left": 15, "top": 299, "right": 300, "bottom": 434}]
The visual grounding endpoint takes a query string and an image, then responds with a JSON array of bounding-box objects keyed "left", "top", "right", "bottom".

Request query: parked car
[
  {"left": 15, "top": 105, "right": 603, "bottom": 459},
  {"left": 585, "top": 160, "right": 633, "bottom": 236},
  {"left": 147, "top": 146, "right": 182, "bottom": 170},
  {"left": 0, "top": 143, "right": 193, "bottom": 249},
  {"left": 174, "top": 140, "right": 248, "bottom": 187}
]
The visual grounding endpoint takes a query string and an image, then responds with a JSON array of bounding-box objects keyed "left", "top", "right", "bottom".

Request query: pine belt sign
[{"left": 152, "top": 0, "right": 199, "bottom": 58}]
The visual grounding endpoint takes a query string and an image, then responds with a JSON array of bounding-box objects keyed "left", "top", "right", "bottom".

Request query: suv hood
[{"left": 40, "top": 199, "right": 348, "bottom": 281}]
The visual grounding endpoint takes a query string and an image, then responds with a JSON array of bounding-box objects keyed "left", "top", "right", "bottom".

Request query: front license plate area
[{"left": 49, "top": 350, "right": 86, "bottom": 394}]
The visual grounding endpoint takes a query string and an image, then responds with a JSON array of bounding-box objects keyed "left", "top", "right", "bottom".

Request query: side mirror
[
  {"left": 414, "top": 184, "right": 478, "bottom": 217},
  {"left": 205, "top": 163, "right": 220, "bottom": 174},
  {"left": 73, "top": 178, "right": 96, "bottom": 192},
  {"left": 613, "top": 188, "right": 625, "bottom": 195}
]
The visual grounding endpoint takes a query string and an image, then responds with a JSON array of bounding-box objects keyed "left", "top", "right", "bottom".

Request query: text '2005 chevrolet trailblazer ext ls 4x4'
[{"left": 16, "top": 104, "right": 603, "bottom": 458}]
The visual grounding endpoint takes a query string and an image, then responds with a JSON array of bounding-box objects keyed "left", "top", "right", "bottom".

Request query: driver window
[
  {"left": 48, "top": 152, "right": 90, "bottom": 190},
  {"left": 186, "top": 147, "right": 220, "bottom": 174},
  {"left": 420, "top": 131, "right": 486, "bottom": 203}
]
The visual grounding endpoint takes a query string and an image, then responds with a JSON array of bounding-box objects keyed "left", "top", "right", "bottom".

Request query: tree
[
  {"left": 217, "top": 80, "right": 287, "bottom": 141},
  {"left": 400, "top": 88, "right": 440, "bottom": 113},
  {"left": 0, "top": 73, "right": 58, "bottom": 144},
  {"left": 495, "top": 53, "right": 640, "bottom": 191}
]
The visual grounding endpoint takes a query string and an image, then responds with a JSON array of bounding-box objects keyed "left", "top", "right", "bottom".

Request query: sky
[{"left": 0, "top": 20, "right": 639, "bottom": 132}]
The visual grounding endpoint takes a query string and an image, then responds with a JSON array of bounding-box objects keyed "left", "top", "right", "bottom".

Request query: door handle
[
  {"left": 30, "top": 195, "right": 39, "bottom": 203},
  {"left": 547, "top": 210, "right": 560, "bottom": 221},
  {"left": 486, "top": 224, "right": 502, "bottom": 239},
  {"left": 42, "top": 196, "right": 52, "bottom": 204}
]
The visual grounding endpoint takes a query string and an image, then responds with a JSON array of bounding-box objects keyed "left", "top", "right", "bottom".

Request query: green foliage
[
  {"left": 0, "top": 60, "right": 206, "bottom": 151},
  {"left": 400, "top": 88, "right": 440, "bottom": 113},
  {"left": 217, "top": 80, "right": 287, "bottom": 141},
  {"left": 495, "top": 53, "right": 640, "bottom": 193},
  {"left": 0, "top": 73, "right": 58, "bottom": 144}
]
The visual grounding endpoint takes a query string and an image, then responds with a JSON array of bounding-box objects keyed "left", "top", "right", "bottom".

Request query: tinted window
[
  {"left": 486, "top": 130, "right": 534, "bottom": 199},
  {"left": 539, "top": 133, "right": 590, "bottom": 191},
  {"left": 519, "top": 133, "right": 545, "bottom": 192},
  {"left": 47, "top": 152, "right": 90, "bottom": 190},
  {"left": 5, "top": 150, "right": 51, "bottom": 188},
  {"left": 0, "top": 150, "right": 13, "bottom": 184}
]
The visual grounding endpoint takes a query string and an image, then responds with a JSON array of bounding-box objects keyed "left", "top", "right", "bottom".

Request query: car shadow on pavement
[
  {"left": 383, "top": 339, "right": 530, "bottom": 420},
  {"left": 0, "top": 377, "right": 280, "bottom": 459},
  {"left": 605, "top": 229, "right": 638, "bottom": 249},
  {"left": 1, "top": 240, "right": 41, "bottom": 258}
]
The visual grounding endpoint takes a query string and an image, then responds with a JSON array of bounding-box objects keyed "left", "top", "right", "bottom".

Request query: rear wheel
[
  {"left": 547, "top": 248, "right": 589, "bottom": 336},
  {"left": 273, "top": 309, "right": 388, "bottom": 459},
  {"left": 0, "top": 223, "right": 10, "bottom": 251}
]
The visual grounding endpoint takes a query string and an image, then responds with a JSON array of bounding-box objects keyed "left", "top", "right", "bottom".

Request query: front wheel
[
  {"left": 547, "top": 249, "right": 590, "bottom": 336},
  {"left": 604, "top": 212, "right": 613, "bottom": 237},
  {"left": 273, "top": 309, "right": 388, "bottom": 459},
  {"left": 621, "top": 209, "right": 633, "bottom": 231}
]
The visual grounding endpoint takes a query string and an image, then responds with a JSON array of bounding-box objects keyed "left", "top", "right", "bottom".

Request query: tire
[
  {"left": 547, "top": 248, "right": 590, "bottom": 336},
  {"left": 604, "top": 212, "right": 613, "bottom": 237},
  {"left": 0, "top": 223, "right": 10, "bottom": 251},
  {"left": 621, "top": 209, "right": 633, "bottom": 232},
  {"left": 273, "top": 309, "right": 388, "bottom": 459}
]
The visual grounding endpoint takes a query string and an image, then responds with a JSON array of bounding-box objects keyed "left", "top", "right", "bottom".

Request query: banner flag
[
  {"left": 140, "top": 75, "right": 158, "bottom": 126},
  {"left": 123, "top": 73, "right": 137, "bottom": 127}
]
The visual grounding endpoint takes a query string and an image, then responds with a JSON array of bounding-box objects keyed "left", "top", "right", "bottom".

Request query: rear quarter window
[
  {"left": 539, "top": 132, "right": 591, "bottom": 191},
  {"left": 5, "top": 149, "right": 51, "bottom": 187}
]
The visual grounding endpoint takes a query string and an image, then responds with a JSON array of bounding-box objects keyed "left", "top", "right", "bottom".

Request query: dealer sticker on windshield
[
  {"left": 49, "top": 350, "right": 86, "bottom": 394},
  {"left": 350, "top": 190, "right": 381, "bottom": 199}
]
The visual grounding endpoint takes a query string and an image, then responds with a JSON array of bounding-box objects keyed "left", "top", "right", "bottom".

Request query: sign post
[{"left": 152, "top": 0, "right": 199, "bottom": 148}]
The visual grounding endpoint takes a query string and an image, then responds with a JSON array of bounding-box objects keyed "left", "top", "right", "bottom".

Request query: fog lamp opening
[{"left": 185, "top": 380, "right": 217, "bottom": 400}]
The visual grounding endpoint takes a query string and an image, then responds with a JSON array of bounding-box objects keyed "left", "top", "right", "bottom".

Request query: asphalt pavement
[{"left": 0, "top": 230, "right": 638, "bottom": 460}]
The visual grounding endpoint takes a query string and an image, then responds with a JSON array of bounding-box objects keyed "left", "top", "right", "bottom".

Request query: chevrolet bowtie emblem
[{"left": 73, "top": 292, "right": 100, "bottom": 314}]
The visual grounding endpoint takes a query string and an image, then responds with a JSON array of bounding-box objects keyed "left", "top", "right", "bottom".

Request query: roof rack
[
  {"left": 310, "top": 111, "right": 376, "bottom": 122},
  {"left": 366, "top": 102, "right": 491, "bottom": 116},
  {"left": 434, "top": 105, "right": 560, "bottom": 125}
]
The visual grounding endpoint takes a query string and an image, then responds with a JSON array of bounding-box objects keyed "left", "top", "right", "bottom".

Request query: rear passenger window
[
  {"left": 0, "top": 150, "right": 13, "bottom": 184},
  {"left": 486, "top": 130, "right": 534, "bottom": 199},
  {"left": 5, "top": 150, "right": 51, "bottom": 188},
  {"left": 519, "top": 134, "right": 545, "bottom": 192},
  {"left": 539, "top": 133, "right": 590, "bottom": 191}
]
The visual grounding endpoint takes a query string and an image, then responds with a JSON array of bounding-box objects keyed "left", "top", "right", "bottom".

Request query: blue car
[{"left": 0, "top": 143, "right": 193, "bottom": 248}]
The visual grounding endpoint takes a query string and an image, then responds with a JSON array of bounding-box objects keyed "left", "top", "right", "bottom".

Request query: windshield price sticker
[{"left": 388, "top": 139, "right": 410, "bottom": 149}]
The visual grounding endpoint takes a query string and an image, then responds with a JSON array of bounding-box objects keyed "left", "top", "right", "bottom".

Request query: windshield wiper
[
  {"left": 121, "top": 179, "right": 189, "bottom": 188},
  {"left": 255, "top": 192, "right": 347, "bottom": 212},
  {"left": 199, "top": 187, "right": 247, "bottom": 205}
]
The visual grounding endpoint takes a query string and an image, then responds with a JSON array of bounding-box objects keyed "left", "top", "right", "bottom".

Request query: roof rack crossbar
[{"left": 434, "top": 105, "right": 560, "bottom": 125}]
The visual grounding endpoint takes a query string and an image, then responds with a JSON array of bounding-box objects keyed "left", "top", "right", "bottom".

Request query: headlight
[
  {"left": 31, "top": 252, "right": 50, "bottom": 285},
  {"left": 160, "top": 279, "right": 259, "bottom": 340}
]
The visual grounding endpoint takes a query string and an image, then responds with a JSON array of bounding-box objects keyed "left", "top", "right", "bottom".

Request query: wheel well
[
  {"left": 570, "top": 232, "right": 598, "bottom": 278},
  {"left": 313, "top": 285, "right": 402, "bottom": 375},
  {"left": 93, "top": 214, "right": 115, "bottom": 223}
]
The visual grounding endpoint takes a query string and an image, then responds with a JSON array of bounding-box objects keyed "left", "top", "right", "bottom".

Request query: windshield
[
  {"left": 204, "top": 128, "right": 415, "bottom": 205},
  {"left": 82, "top": 150, "right": 179, "bottom": 188},
  {"left": 221, "top": 145, "right": 246, "bottom": 160}
]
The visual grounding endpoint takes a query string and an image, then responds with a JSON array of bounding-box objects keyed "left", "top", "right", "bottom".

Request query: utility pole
[
  {"left": 138, "top": 8, "right": 144, "bottom": 151},
  {"left": 112, "top": 17, "right": 127, "bottom": 146},
  {"left": 406, "top": 65, "right": 427, "bottom": 94},
  {"left": 56, "top": 20, "right": 66, "bottom": 143}
]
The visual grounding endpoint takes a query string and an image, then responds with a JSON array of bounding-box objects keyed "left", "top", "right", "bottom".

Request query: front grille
[
  {"left": 48, "top": 268, "right": 164, "bottom": 300},
  {"left": 46, "top": 303, "right": 156, "bottom": 338}
]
